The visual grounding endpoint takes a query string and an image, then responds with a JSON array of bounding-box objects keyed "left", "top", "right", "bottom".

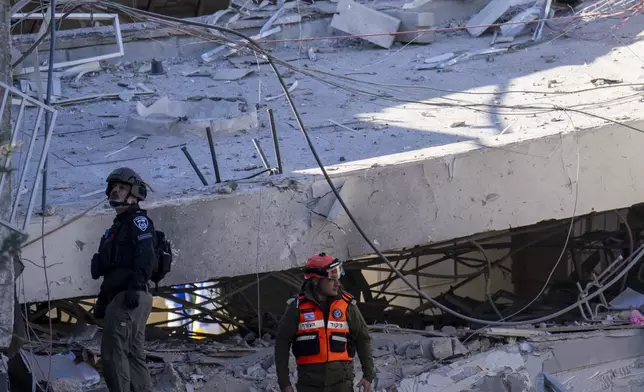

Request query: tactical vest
[
  {"left": 98, "top": 212, "right": 147, "bottom": 272},
  {"left": 293, "top": 292, "right": 354, "bottom": 365}
]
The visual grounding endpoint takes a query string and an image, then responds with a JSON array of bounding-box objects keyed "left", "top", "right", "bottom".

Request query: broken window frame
[
  {"left": 0, "top": 81, "right": 58, "bottom": 233},
  {"left": 11, "top": 12, "right": 124, "bottom": 76}
]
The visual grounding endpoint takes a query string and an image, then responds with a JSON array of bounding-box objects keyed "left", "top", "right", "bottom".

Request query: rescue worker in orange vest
[{"left": 275, "top": 253, "right": 374, "bottom": 392}]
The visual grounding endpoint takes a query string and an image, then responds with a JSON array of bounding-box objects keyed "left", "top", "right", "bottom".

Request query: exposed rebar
[
  {"left": 206, "top": 126, "right": 222, "bottom": 183},
  {"left": 181, "top": 146, "right": 208, "bottom": 186},
  {"left": 267, "top": 109, "right": 283, "bottom": 174}
]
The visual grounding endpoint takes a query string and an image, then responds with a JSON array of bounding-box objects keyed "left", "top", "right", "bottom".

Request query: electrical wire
[
  {"left": 21, "top": 197, "right": 106, "bottom": 249},
  {"left": 96, "top": 0, "right": 644, "bottom": 132},
  {"left": 12, "top": 0, "right": 638, "bottom": 332},
  {"left": 93, "top": 1, "right": 644, "bottom": 326},
  {"left": 256, "top": 5, "right": 639, "bottom": 44},
  {"left": 39, "top": 1, "right": 57, "bottom": 386},
  {"left": 470, "top": 240, "right": 503, "bottom": 320}
]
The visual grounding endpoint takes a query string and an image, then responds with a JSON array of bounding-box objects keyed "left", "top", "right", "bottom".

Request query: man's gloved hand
[
  {"left": 124, "top": 290, "right": 139, "bottom": 309},
  {"left": 93, "top": 300, "right": 106, "bottom": 319},
  {"left": 90, "top": 253, "right": 101, "bottom": 280}
]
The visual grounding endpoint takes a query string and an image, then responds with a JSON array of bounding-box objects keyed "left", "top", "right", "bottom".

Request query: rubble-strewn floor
[
  {"left": 13, "top": 11, "right": 644, "bottom": 214},
  {"left": 60, "top": 327, "right": 644, "bottom": 392}
]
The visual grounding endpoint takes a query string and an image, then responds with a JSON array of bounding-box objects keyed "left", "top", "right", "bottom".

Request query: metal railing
[{"left": 0, "top": 81, "right": 57, "bottom": 234}]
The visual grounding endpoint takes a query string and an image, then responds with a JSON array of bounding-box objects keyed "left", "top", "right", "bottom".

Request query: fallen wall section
[{"left": 20, "top": 120, "right": 644, "bottom": 302}]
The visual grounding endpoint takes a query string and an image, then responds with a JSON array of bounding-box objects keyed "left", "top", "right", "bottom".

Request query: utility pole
[{"left": 0, "top": 0, "right": 18, "bottom": 353}]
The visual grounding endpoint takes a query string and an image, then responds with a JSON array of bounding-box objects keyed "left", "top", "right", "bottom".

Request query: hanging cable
[{"left": 82, "top": 1, "right": 644, "bottom": 326}]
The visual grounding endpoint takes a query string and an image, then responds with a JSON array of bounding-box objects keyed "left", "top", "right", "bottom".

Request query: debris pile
[
  {"left": 6, "top": 1, "right": 644, "bottom": 391},
  {"left": 18, "top": 321, "right": 644, "bottom": 392}
]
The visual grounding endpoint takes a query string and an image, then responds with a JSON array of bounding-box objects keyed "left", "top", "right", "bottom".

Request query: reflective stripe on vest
[{"left": 293, "top": 292, "right": 353, "bottom": 365}]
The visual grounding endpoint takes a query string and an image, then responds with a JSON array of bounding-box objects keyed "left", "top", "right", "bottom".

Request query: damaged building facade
[{"left": 2, "top": 0, "right": 644, "bottom": 390}]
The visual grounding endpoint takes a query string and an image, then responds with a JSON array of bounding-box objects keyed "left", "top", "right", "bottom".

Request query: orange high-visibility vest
[{"left": 292, "top": 292, "right": 354, "bottom": 365}]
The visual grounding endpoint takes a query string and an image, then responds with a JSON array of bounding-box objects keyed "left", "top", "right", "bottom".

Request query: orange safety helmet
[{"left": 304, "top": 253, "right": 344, "bottom": 280}]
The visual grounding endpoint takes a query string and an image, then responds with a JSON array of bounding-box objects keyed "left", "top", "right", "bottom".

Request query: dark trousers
[{"left": 101, "top": 290, "right": 153, "bottom": 392}]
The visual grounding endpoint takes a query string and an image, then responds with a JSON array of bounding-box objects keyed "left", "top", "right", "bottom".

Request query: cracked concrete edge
[{"left": 20, "top": 120, "right": 644, "bottom": 302}]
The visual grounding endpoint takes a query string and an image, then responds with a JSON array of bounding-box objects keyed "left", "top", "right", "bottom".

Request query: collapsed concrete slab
[
  {"left": 331, "top": 0, "right": 401, "bottom": 48},
  {"left": 19, "top": 118, "right": 644, "bottom": 302},
  {"left": 384, "top": 10, "right": 435, "bottom": 44}
]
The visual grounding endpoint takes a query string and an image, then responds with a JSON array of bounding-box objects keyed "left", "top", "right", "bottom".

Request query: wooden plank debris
[
  {"left": 466, "top": 0, "right": 535, "bottom": 38},
  {"left": 330, "top": 0, "right": 401, "bottom": 49}
]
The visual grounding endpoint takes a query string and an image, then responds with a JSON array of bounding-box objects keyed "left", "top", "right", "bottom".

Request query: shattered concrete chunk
[
  {"left": 452, "top": 337, "right": 468, "bottom": 356},
  {"left": 330, "top": 0, "right": 401, "bottom": 49},
  {"left": 466, "top": 339, "right": 481, "bottom": 352},
  {"left": 499, "top": 6, "right": 542, "bottom": 38},
  {"left": 473, "top": 375, "right": 509, "bottom": 392},
  {"left": 375, "top": 370, "right": 397, "bottom": 389},
  {"left": 431, "top": 338, "right": 453, "bottom": 360},
  {"left": 155, "top": 363, "right": 184, "bottom": 392},
  {"left": 383, "top": 10, "right": 434, "bottom": 44},
  {"left": 200, "top": 372, "right": 255, "bottom": 392},
  {"left": 485, "top": 350, "right": 524, "bottom": 372},
  {"left": 441, "top": 326, "right": 457, "bottom": 334},
  {"left": 451, "top": 366, "right": 481, "bottom": 383},
  {"left": 245, "top": 363, "right": 267, "bottom": 380},
  {"left": 136, "top": 96, "right": 187, "bottom": 119},
  {"left": 404, "top": 342, "right": 425, "bottom": 359},
  {"left": 466, "top": 0, "right": 535, "bottom": 37},
  {"left": 506, "top": 371, "right": 531, "bottom": 392}
]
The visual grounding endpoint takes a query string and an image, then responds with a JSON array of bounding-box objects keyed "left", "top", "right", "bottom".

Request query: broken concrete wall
[
  {"left": 11, "top": 11, "right": 335, "bottom": 70},
  {"left": 11, "top": 0, "right": 488, "bottom": 69},
  {"left": 0, "top": 0, "right": 16, "bottom": 349},
  {"left": 388, "top": 329, "right": 644, "bottom": 392},
  {"left": 19, "top": 119, "right": 644, "bottom": 302}
]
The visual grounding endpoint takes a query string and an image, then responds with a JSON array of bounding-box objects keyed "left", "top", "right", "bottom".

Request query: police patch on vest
[
  {"left": 332, "top": 309, "right": 343, "bottom": 320},
  {"left": 134, "top": 216, "right": 148, "bottom": 231},
  {"left": 304, "top": 312, "right": 315, "bottom": 321}
]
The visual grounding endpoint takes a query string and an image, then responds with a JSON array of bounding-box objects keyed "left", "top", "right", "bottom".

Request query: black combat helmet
[{"left": 105, "top": 167, "right": 147, "bottom": 201}]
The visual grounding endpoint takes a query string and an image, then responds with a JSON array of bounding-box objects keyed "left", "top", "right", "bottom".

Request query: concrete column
[{"left": 0, "top": 0, "right": 17, "bottom": 350}]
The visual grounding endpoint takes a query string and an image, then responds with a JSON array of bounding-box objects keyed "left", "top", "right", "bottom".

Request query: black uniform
[{"left": 91, "top": 205, "right": 156, "bottom": 392}]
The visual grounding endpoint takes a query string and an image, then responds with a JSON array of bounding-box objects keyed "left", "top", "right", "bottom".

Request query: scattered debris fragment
[
  {"left": 307, "top": 47, "right": 318, "bottom": 61},
  {"left": 212, "top": 68, "right": 255, "bottom": 81},
  {"left": 136, "top": 97, "right": 187, "bottom": 119},
  {"left": 202, "top": 27, "right": 282, "bottom": 63},
  {"left": 417, "top": 48, "right": 508, "bottom": 70},
  {"left": 265, "top": 80, "right": 298, "bottom": 102},
  {"left": 467, "top": 0, "right": 535, "bottom": 37},
  {"left": 384, "top": 10, "right": 434, "bottom": 44},
  {"left": 500, "top": 5, "right": 542, "bottom": 38},
  {"left": 331, "top": 0, "right": 401, "bottom": 49},
  {"left": 54, "top": 91, "right": 153, "bottom": 107},
  {"left": 591, "top": 77, "right": 623, "bottom": 86}
]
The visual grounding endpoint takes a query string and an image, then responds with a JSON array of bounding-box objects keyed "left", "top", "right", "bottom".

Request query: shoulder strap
[{"left": 341, "top": 291, "right": 354, "bottom": 303}]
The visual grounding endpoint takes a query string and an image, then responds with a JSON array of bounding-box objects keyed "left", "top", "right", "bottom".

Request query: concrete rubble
[
  {"left": 5, "top": 0, "right": 644, "bottom": 391},
  {"left": 16, "top": 325, "right": 644, "bottom": 392}
]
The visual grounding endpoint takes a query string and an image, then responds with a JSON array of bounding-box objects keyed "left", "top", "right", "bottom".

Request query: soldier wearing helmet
[
  {"left": 275, "top": 253, "right": 374, "bottom": 392},
  {"left": 90, "top": 167, "right": 155, "bottom": 392}
]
